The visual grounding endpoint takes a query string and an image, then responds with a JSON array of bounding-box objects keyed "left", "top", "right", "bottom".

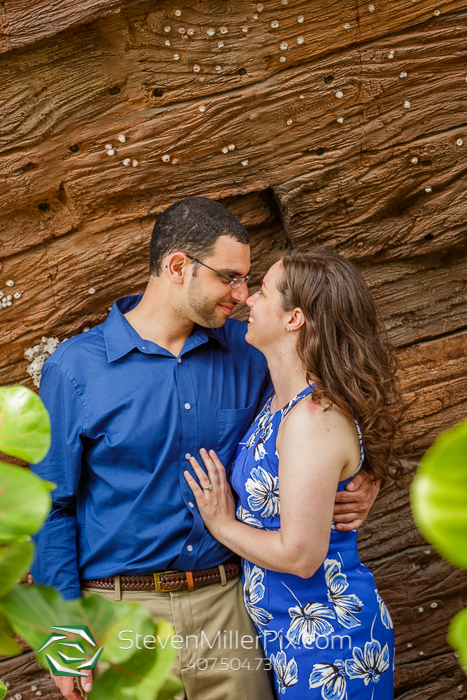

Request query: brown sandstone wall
[{"left": 0, "top": 1, "right": 466, "bottom": 698}]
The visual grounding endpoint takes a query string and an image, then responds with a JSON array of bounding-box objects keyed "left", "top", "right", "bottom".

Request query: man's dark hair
[{"left": 149, "top": 196, "right": 249, "bottom": 276}]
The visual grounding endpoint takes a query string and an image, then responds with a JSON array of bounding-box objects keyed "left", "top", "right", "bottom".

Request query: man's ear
[{"left": 165, "top": 252, "right": 190, "bottom": 285}]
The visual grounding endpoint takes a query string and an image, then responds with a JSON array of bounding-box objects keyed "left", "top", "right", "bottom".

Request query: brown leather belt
[{"left": 82, "top": 555, "right": 241, "bottom": 593}]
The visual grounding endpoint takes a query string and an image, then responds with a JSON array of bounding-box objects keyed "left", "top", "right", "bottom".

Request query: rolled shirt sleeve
[{"left": 31, "top": 360, "right": 86, "bottom": 600}]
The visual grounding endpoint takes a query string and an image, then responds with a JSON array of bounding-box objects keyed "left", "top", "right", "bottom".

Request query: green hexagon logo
[{"left": 38, "top": 625, "right": 103, "bottom": 677}]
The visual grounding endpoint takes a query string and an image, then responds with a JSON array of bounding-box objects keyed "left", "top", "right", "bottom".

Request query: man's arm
[
  {"left": 333, "top": 471, "right": 380, "bottom": 531},
  {"left": 31, "top": 361, "right": 85, "bottom": 600}
]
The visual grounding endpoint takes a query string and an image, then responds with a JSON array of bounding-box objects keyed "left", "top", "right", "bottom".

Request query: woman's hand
[{"left": 184, "top": 449, "right": 237, "bottom": 537}]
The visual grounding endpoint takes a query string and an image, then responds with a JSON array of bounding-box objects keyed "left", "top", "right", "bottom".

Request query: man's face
[{"left": 184, "top": 236, "right": 251, "bottom": 328}]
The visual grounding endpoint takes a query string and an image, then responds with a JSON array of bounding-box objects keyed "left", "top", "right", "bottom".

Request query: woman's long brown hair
[{"left": 278, "top": 248, "right": 404, "bottom": 486}]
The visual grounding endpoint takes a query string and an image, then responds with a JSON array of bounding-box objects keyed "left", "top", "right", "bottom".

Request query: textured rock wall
[{"left": 1, "top": 1, "right": 466, "bottom": 698}]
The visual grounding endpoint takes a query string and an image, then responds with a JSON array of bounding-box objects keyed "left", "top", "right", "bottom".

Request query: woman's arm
[{"left": 184, "top": 400, "right": 353, "bottom": 578}]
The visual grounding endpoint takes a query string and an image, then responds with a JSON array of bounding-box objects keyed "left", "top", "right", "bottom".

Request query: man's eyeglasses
[{"left": 186, "top": 255, "right": 251, "bottom": 290}]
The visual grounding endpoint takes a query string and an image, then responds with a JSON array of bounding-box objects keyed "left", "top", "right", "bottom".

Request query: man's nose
[{"left": 231, "top": 281, "right": 249, "bottom": 303}]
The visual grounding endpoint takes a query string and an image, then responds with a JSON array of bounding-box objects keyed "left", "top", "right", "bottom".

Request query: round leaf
[
  {"left": 0, "top": 462, "right": 54, "bottom": 543},
  {"left": 411, "top": 420, "right": 467, "bottom": 569},
  {"left": 448, "top": 607, "right": 467, "bottom": 674},
  {"left": 0, "top": 542, "right": 34, "bottom": 597},
  {"left": 0, "top": 386, "right": 51, "bottom": 463}
]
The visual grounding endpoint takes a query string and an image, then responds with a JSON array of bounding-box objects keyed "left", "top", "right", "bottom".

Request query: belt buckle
[{"left": 153, "top": 570, "right": 177, "bottom": 593}]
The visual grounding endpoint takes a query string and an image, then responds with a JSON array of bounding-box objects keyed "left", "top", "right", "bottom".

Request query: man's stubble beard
[{"left": 180, "top": 275, "right": 231, "bottom": 328}]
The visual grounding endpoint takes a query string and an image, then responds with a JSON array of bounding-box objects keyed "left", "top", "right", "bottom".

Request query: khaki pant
[{"left": 81, "top": 575, "right": 274, "bottom": 700}]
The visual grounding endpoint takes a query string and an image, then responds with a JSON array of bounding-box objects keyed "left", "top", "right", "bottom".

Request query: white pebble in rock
[
  {"left": 199, "top": 105, "right": 206, "bottom": 112},
  {"left": 162, "top": 155, "right": 170, "bottom": 162},
  {"left": 337, "top": 117, "right": 344, "bottom": 123},
  {"left": 297, "top": 37, "right": 304, "bottom": 44},
  {"left": 456, "top": 138, "right": 464, "bottom": 146},
  {"left": 6, "top": 279, "right": 14, "bottom": 286},
  {"left": 241, "top": 160, "right": 249, "bottom": 166},
  {"left": 228, "top": 144, "right": 235, "bottom": 151},
  {"left": 165, "top": 39, "right": 171, "bottom": 46},
  {"left": 297, "top": 16, "right": 304, "bottom": 23},
  {"left": 221, "top": 147, "right": 229, "bottom": 154},
  {"left": 271, "top": 20, "right": 280, "bottom": 28},
  {"left": 164, "top": 26, "right": 171, "bottom": 32},
  {"left": 425, "top": 186, "right": 432, "bottom": 193},
  {"left": 279, "top": 56, "right": 286, "bottom": 63},
  {"left": 412, "top": 157, "right": 418, "bottom": 164},
  {"left": 335, "top": 91, "right": 344, "bottom": 98},
  {"left": 89, "top": 288, "right": 96, "bottom": 295},
  {"left": 173, "top": 54, "right": 180, "bottom": 60},
  {"left": 107, "top": 149, "right": 115, "bottom": 156},
  {"left": 118, "top": 135, "right": 126, "bottom": 143},
  {"left": 404, "top": 100, "right": 411, "bottom": 108},
  {"left": 400, "top": 71, "right": 408, "bottom": 78},
  {"left": 280, "top": 42, "right": 288, "bottom": 50},
  {"left": 207, "top": 28, "right": 215, "bottom": 36},
  {"left": 368, "top": 4, "right": 375, "bottom": 11},
  {"left": 218, "top": 41, "right": 225, "bottom": 48}
]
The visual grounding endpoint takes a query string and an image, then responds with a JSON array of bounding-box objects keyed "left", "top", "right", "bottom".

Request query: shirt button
[
  {"left": 189, "top": 501, "right": 194, "bottom": 508},
  {"left": 187, "top": 545, "right": 193, "bottom": 552},
  {"left": 141, "top": 346, "right": 145, "bottom": 350},
  {"left": 184, "top": 403, "right": 191, "bottom": 410},
  {"left": 185, "top": 453, "right": 191, "bottom": 460},
  {"left": 178, "top": 357, "right": 182, "bottom": 363}
]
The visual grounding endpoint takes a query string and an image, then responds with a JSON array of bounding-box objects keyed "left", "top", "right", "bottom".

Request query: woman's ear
[{"left": 287, "top": 307, "right": 306, "bottom": 332}]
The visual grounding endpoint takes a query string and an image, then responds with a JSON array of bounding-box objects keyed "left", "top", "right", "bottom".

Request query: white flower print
[
  {"left": 236, "top": 505, "right": 263, "bottom": 529},
  {"left": 253, "top": 421, "right": 274, "bottom": 461},
  {"left": 243, "top": 561, "right": 273, "bottom": 631},
  {"left": 309, "top": 659, "right": 346, "bottom": 700},
  {"left": 345, "top": 638, "right": 390, "bottom": 685},
  {"left": 245, "top": 466, "right": 280, "bottom": 518},
  {"left": 283, "top": 584, "right": 335, "bottom": 648},
  {"left": 375, "top": 589, "right": 393, "bottom": 629},
  {"left": 324, "top": 558, "right": 363, "bottom": 629},
  {"left": 270, "top": 649, "right": 298, "bottom": 695}
]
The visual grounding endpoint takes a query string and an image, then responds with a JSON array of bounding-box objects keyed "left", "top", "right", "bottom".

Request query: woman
[{"left": 184, "top": 248, "right": 403, "bottom": 699}]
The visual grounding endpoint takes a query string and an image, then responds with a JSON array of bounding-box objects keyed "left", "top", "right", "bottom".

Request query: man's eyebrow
[{"left": 219, "top": 268, "right": 250, "bottom": 277}]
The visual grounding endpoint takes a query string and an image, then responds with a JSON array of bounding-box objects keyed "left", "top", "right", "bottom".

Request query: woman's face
[{"left": 245, "top": 261, "right": 290, "bottom": 349}]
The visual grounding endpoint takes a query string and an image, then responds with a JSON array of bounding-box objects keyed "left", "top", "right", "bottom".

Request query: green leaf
[
  {"left": 157, "top": 675, "right": 184, "bottom": 700},
  {"left": 0, "top": 461, "right": 54, "bottom": 543},
  {"left": 0, "top": 386, "right": 51, "bottom": 463},
  {"left": 80, "top": 593, "right": 155, "bottom": 664},
  {"left": 90, "top": 620, "right": 180, "bottom": 700},
  {"left": 0, "top": 679, "right": 7, "bottom": 700},
  {"left": 448, "top": 607, "right": 467, "bottom": 675},
  {"left": 0, "top": 542, "right": 34, "bottom": 596},
  {"left": 2, "top": 584, "right": 82, "bottom": 668},
  {"left": 411, "top": 420, "right": 467, "bottom": 569},
  {"left": 0, "top": 605, "right": 20, "bottom": 657}
]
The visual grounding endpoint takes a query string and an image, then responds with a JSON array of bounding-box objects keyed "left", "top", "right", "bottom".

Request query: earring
[{"left": 286, "top": 326, "right": 290, "bottom": 331}]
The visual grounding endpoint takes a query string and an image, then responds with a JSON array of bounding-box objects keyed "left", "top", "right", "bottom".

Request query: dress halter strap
[{"left": 279, "top": 383, "right": 315, "bottom": 420}]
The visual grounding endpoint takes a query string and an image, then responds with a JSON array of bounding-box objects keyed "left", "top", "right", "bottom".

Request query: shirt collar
[{"left": 103, "top": 295, "right": 229, "bottom": 363}]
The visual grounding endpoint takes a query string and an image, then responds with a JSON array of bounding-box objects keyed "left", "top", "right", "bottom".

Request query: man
[{"left": 31, "top": 197, "right": 378, "bottom": 700}]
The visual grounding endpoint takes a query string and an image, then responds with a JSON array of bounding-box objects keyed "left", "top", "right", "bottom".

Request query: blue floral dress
[{"left": 230, "top": 385, "right": 394, "bottom": 699}]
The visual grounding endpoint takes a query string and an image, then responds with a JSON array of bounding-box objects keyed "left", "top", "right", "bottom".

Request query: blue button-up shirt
[{"left": 31, "top": 295, "right": 272, "bottom": 600}]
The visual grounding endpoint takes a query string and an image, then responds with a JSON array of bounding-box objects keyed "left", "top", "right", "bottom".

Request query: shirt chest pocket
[{"left": 217, "top": 404, "right": 256, "bottom": 467}]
